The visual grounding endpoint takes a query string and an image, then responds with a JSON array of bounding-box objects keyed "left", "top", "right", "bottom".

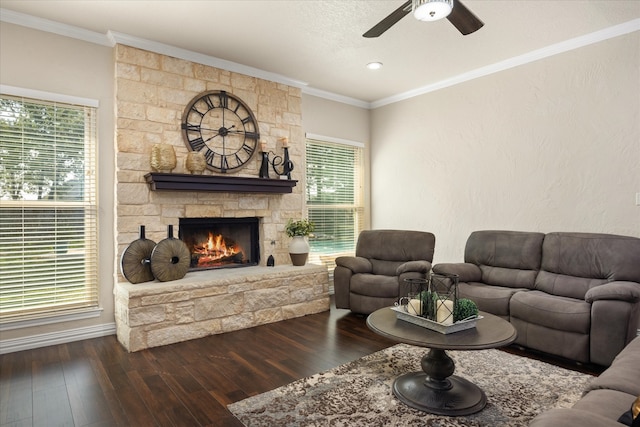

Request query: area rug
[{"left": 227, "top": 343, "right": 593, "bottom": 427}]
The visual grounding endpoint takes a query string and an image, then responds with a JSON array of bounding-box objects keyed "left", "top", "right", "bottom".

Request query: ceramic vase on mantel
[
  {"left": 185, "top": 151, "right": 206, "bottom": 174},
  {"left": 150, "top": 143, "right": 177, "bottom": 173},
  {"left": 288, "top": 235, "right": 310, "bottom": 266}
]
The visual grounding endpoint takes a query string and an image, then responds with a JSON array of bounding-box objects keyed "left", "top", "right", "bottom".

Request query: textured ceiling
[{"left": 1, "top": 1, "right": 639, "bottom": 104}]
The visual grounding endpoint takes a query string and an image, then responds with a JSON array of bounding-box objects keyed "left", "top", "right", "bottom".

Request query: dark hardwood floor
[
  {"left": 0, "top": 303, "right": 603, "bottom": 427},
  {"left": 0, "top": 305, "right": 396, "bottom": 427}
]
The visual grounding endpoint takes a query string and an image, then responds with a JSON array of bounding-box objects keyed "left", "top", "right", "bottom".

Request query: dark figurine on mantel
[{"left": 259, "top": 137, "right": 294, "bottom": 180}]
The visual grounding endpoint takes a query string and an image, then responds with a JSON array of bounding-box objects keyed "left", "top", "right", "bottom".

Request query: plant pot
[{"left": 288, "top": 235, "right": 309, "bottom": 266}]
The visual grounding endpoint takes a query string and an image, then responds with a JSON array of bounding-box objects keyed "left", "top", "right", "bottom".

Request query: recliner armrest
[
  {"left": 585, "top": 281, "right": 640, "bottom": 303},
  {"left": 396, "top": 260, "right": 432, "bottom": 275},
  {"left": 335, "top": 256, "right": 372, "bottom": 274},
  {"left": 433, "top": 263, "right": 482, "bottom": 282}
]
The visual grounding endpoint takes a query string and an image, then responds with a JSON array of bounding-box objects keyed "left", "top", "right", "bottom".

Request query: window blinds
[
  {"left": 0, "top": 94, "right": 98, "bottom": 319},
  {"left": 305, "top": 138, "right": 364, "bottom": 261}
]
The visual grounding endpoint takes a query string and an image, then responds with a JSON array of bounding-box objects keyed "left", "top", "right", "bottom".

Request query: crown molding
[
  {"left": 0, "top": 8, "right": 112, "bottom": 46},
  {"left": 301, "top": 86, "right": 371, "bottom": 109},
  {"left": 371, "top": 18, "right": 640, "bottom": 109},
  {"left": 1, "top": 7, "right": 309, "bottom": 90},
  {"left": 3, "top": 8, "right": 638, "bottom": 110}
]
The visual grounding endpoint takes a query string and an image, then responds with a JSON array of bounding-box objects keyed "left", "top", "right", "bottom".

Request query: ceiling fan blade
[
  {"left": 363, "top": 0, "right": 412, "bottom": 38},
  {"left": 447, "top": 0, "right": 484, "bottom": 35}
]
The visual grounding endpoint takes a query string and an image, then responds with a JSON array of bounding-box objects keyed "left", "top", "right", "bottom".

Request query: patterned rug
[{"left": 227, "top": 343, "right": 593, "bottom": 427}]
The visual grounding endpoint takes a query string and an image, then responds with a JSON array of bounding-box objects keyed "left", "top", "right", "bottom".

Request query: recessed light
[{"left": 366, "top": 62, "right": 383, "bottom": 70}]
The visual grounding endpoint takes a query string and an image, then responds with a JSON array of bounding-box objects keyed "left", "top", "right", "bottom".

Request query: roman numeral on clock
[
  {"left": 189, "top": 137, "right": 206, "bottom": 151},
  {"left": 218, "top": 92, "right": 228, "bottom": 108},
  {"left": 241, "top": 143, "right": 255, "bottom": 156},
  {"left": 182, "top": 123, "right": 201, "bottom": 132},
  {"left": 203, "top": 96, "right": 215, "bottom": 110},
  {"left": 204, "top": 149, "right": 215, "bottom": 165}
]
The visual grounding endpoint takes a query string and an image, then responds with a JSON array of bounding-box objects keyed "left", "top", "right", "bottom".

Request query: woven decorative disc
[
  {"left": 120, "top": 238, "right": 156, "bottom": 284},
  {"left": 150, "top": 238, "right": 191, "bottom": 282}
]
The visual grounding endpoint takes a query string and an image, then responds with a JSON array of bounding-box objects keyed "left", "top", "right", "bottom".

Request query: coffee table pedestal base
[{"left": 393, "top": 373, "right": 486, "bottom": 415}]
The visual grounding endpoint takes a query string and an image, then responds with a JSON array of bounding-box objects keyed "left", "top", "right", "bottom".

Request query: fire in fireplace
[{"left": 179, "top": 217, "right": 259, "bottom": 270}]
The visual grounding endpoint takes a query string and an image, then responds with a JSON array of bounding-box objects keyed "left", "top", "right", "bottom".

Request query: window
[
  {"left": 305, "top": 135, "right": 365, "bottom": 279},
  {"left": 0, "top": 90, "right": 98, "bottom": 321}
]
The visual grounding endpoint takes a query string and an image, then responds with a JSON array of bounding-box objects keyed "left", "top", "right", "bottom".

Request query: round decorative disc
[
  {"left": 150, "top": 238, "right": 191, "bottom": 282},
  {"left": 120, "top": 238, "right": 156, "bottom": 284}
]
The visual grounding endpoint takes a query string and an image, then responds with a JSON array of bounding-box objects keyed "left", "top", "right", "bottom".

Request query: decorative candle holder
[
  {"left": 429, "top": 272, "right": 459, "bottom": 326},
  {"left": 268, "top": 138, "right": 294, "bottom": 179},
  {"left": 259, "top": 141, "right": 270, "bottom": 178},
  {"left": 401, "top": 278, "right": 427, "bottom": 316}
]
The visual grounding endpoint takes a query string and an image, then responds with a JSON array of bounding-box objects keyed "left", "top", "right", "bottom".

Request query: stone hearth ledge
[{"left": 114, "top": 264, "right": 330, "bottom": 352}]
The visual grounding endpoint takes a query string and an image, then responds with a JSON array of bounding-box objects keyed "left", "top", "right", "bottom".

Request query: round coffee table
[{"left": 367, "top": 307, "right": 517, "bottom": 416}]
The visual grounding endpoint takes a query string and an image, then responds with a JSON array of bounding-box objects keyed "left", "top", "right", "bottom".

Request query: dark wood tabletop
[{"left": 367, "top": 307, "right": 517, "bottom": 351}]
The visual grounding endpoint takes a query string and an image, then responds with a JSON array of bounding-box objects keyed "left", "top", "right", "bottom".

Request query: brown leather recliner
[{"left": 334, "top": 229, "right": 436, "bottom": 314}]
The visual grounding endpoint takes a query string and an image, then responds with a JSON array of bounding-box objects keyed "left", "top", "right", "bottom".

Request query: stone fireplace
[
  {"left": 179, "top": 216, "right": 260, "bottom": 270},
  {"left": 114, "top": 44, "right": 307, "bottom": 271},
  {"left": 113, "top": 45, "right": 330, "bottom": 352}
]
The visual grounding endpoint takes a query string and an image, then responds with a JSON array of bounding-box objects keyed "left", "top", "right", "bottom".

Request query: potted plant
[{"left": 285, "top": 218, "right": 315, "bottom": 266}]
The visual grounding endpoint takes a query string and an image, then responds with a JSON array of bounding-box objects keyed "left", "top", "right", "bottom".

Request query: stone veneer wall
[
  {"left": 115, "top": 265, "right": 330, "bottom": 352},
  {"left": 115, "top": 44, "right": 306, "bottom": 276}
]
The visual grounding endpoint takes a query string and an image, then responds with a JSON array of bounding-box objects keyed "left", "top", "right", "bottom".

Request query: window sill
[{"left": 0, "top": 307, "right": 104, "bottom": 331}]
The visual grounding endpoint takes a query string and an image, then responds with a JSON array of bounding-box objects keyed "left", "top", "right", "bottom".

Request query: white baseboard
[{"left": 0, "top": 322, "right": 117, "bottom": 354}]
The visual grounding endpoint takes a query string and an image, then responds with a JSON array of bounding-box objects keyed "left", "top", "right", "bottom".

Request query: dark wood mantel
[{"left": 144, "top": 173, "right": 297, "bottom": 194}]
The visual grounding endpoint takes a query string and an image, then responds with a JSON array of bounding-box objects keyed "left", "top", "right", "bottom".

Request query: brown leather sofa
[
  {"left": 530, "top": 335, "right": 640, "bottom": 426},
  {"left": 334, "top": 229, "right": 436, "bottom": 315},
  {"left": 434, "top": 230, "right": 640, "bottom": 366}
]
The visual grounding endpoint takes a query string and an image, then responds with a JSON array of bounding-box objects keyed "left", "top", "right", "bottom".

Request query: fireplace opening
[{"left": 179, "top": 217, "right": 259, "bottom": 271}]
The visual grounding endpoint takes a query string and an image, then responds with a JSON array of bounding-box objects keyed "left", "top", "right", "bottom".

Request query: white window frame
[
  {"left": 305, "top": 133, "right": 365, "bottom": 284},
  {"left": 0, "top": 85, "right": 99, "bottom": 326}
]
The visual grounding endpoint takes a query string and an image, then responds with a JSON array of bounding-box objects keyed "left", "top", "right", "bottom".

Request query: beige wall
[
  {"left": 0, "top": 23, "right": 116, "bottom": 342},
  {"left": 371, "top": 32, "right": 640, "bottom": 263},
  {"left": 301, "top": 94, "right": 372, "bottom": 229}
]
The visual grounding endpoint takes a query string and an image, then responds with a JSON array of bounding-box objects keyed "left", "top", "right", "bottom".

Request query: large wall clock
[{"left": 181, "top": 90, "right": 260, "bottom": 173}]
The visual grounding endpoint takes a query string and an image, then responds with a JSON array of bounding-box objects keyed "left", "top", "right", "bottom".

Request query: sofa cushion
[
  {"left": 356, "top": 229, "right": 435, "bottom": 262},
  {"left": 510, "top": 290, "right": 591, "bottom": 334},
  {"left": 370, "top": 259, "right": 403, "bottom": 276},
  {"left": 538, "top": 232, "right": 640, "bottom": 299},
  {"left": 464, "top": 230, "right": 544, "bottom": 289},
  {"left": 535, "top": 270, "right": 608, "bottom": 300},
  {"left": 572, "top": 389, "right": 637, "bottom": 423},
  {"left": 350, "top": 274, "right": 398, "bottom": 298},
  {"left": 458, "top": 282, "right": 526, "bottom": 318},
  {"left": 587, "top": 337, "right": 640, "bottom": 397},
  {"left": 529, "top": 408, "right": 625, "bottom": 427}
]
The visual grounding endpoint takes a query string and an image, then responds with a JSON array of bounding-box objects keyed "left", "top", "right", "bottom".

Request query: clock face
[{"left": 181, "top": 90, "right": 260, "bottom": 173}]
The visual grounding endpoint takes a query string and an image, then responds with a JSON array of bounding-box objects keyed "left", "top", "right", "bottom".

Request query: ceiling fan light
[{"left": 412, "top": 0, "right": 453, "bottom": 22}]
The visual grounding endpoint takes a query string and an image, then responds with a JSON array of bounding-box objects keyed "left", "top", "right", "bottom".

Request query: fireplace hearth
[{"left": 179, "top": 217, "right": 259, "bottom": 271}]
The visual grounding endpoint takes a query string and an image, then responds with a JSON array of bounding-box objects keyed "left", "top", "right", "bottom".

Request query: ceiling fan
[{"left": 363, "top": 0, "right": 484, "bottom": 38}]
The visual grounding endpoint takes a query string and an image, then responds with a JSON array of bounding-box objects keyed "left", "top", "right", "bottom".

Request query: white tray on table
[{"left": 390, "top": 305, "right": 482, "bottom": 334}]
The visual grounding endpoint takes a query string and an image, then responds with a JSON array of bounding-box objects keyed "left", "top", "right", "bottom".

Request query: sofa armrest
[
  {"left": 529, "top": 408, "right": 624, "bottom": 427},
  {"left": 335, "top": 256, "right": 372, "bottom": 274},
  {"left": 396, "top": 260, "right": 432, "bottom": 275},
  {"left": 433, "top": 263, "right": 482, "bottom": 282},
  {"left": 585, "top": 281, "right": 640, "bottom": 303}
]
